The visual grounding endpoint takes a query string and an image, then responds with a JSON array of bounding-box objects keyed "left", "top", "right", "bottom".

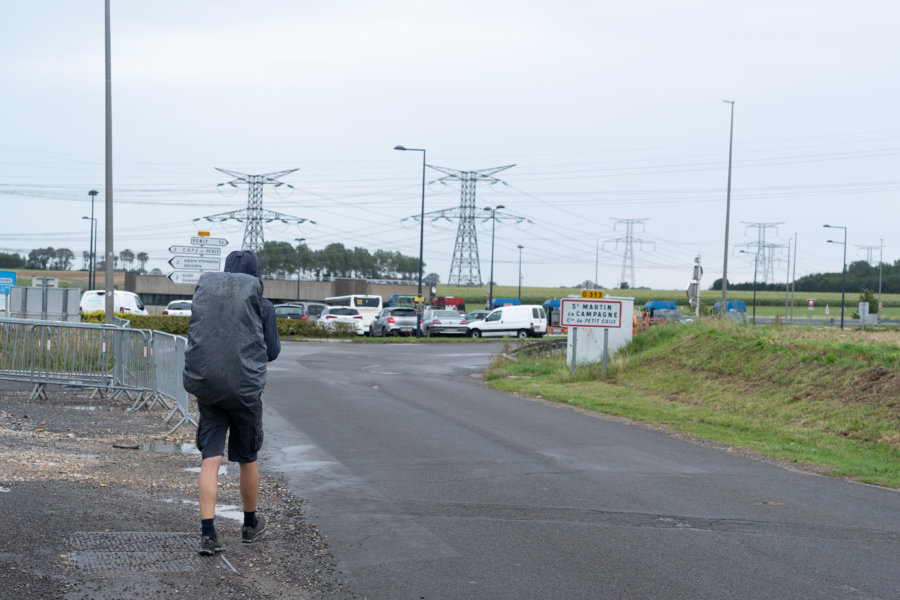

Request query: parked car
[
  {"left": 421, "top": 309, "right": 468, "bottom": 337},
  {"left": 465, "top": 310, "right": 490, "bottom": 323},
  {"left": 162, "top": 299, "right": 193, "bottom": 316},
  {"left": 304, "top": 302, "right": 329, "bottom": 321},
  {"left": 79, "top": 290, "right": 148, "bottom": 316},
  {"left": 274, "top": 303, "right": 307, "bottom": 320},
  {"left": 467, "top": 304, "right": 547, "bottom": 339},
  {"left": 371, "top": 307, "right": 419, "bottom": 337},
  {"left": 317, "top": 306, "right": 365, "bottom": 335}
]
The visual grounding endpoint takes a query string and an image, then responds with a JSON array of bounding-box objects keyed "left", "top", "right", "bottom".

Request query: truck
[{"left": 431, "top": 296, "right": 466, "bottom": 313}]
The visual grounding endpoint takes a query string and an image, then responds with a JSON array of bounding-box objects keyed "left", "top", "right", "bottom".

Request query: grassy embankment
[
  {"left": 437, "top": 285, "right": 900, "bottom": 320},
  {"left": 486, "top": 320, "right": 900, "bottom": 488}
]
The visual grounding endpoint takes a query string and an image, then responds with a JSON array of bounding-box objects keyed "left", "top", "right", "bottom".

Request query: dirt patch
[
  {"left": 843, "top": 366, "right": 900, "bottom": 409},
  {"left": 0, "top": 382, "right": 359, "bottom": 600}
]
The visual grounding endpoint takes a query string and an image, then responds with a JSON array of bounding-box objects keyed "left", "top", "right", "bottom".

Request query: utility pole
[
  {"left": 195, "top": 168, "right": 312, "bottom": 252},
  {"left": 721, "top": 100, "right": 735, "bottom": 310},
  {"left": 878, "top": 239, "right": 883, "bottom": 322},
  {"left": 741, "top": 221, "right": 782, "bottom": 283}
]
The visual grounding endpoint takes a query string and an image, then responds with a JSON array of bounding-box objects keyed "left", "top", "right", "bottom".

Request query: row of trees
[
  {"left": 257, "top": 241, "right": 439, "bottom": 282},
  {"left": 0, "top": 248, "right": 150, "bottom": 272},
  {"left": 711, "top": 260, "right": 900, "bottom": 294}
]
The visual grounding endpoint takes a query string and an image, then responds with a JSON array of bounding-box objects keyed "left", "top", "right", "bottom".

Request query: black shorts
[{"left": 195, "top": 401, "right": 264, "bottom": 463}]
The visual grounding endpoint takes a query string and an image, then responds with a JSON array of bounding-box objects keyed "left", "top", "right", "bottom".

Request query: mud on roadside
[{"left": 0, "top": 382, "right": 359, "bottom": 600}]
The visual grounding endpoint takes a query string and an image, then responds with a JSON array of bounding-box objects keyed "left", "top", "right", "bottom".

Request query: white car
[
  {"left": 163, "top": 300, "right": 193, "bottom": 316},
  {"left": 467, "top": 304, "right": 547, "bottom": 339},
  {"left": 317, "top": 307, "right": 365, "bottom": 335},
  {"left": 79, "top": 290, "right": 148, "bottom": 316}
]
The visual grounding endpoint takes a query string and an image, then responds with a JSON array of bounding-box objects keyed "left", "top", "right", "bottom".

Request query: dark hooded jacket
[
  {"left": 225, "top": 250, "right": 280, "bottom": 362},
  {"left": 182, "top": 250, "right": 279, "bottom": 408}
]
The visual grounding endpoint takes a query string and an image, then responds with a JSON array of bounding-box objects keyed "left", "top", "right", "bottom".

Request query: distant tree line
[
  {"left": 256, "top": 241, "right": 426, "bottom": 280},
  {"left": 1, "top": 248, "right": 150, "bottom": 272},
  {"left": 710, "top": 260, "right": 900, "bottom": 294}
]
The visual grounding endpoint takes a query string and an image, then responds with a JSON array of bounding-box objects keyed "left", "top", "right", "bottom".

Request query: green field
[
  {"left": 437, "top": 285, "right": 900, "bottom": 318},
  {"left": 487, "top": 320, "right": 900, "bottom": 488}
]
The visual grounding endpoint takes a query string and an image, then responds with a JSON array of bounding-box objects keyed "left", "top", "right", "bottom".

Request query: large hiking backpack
[{"left": 183, "top": 272, "right": 267, "bottom": 408}]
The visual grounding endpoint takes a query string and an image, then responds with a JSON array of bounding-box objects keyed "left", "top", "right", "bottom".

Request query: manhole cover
[{"left": 68, "top": 532, "right": 205, "bottom": 575}]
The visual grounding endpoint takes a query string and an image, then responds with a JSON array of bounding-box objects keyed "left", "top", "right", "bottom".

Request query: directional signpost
[
  {"left": 168, "top": 235, "right": 228, "bottom": 284},
  {"left": 168, "top": 245, "right": 221, "bottom": 256},
  {"left": 168, "top": 256, "right": 220, "bottom": 271}
]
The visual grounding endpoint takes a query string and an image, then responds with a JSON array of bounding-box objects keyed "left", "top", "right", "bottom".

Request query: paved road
[{"left": 262, "top": 342, "right": 900, "bottom": 599}]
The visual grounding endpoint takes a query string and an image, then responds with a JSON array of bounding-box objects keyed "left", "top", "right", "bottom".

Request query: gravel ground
[{"left": 0, "top": 381, "right": 361, "bottom": 599}]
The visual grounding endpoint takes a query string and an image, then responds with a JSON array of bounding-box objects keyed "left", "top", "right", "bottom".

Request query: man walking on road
[{"left": 183, "top": 250, "right": 281, "bottom": 555}]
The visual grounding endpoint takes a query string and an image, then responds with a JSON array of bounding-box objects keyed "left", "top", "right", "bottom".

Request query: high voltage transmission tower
[
  {"left": 403, "top": 163, "right": 518, "bottom": 286},
  {"left": 602, "top": 218, "right": 654, "bottom": 288},
  {"left": 856, "top": 245, "right": 880, "bottom": 265},
  {"left": 194, "top": 168, "right": 313, "bottom": 252},
  {"left": 739, "top": 221, "right": 782, "bottom": 284}
]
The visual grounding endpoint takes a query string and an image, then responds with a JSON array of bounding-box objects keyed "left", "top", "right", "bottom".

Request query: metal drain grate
[{"left": 68, "top": 532, "right": 204, "bottom": 575}]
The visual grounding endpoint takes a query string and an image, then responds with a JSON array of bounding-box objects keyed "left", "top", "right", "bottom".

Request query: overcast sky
[{"left": 2, "top": 1, "right": 898, "bottom": 291}]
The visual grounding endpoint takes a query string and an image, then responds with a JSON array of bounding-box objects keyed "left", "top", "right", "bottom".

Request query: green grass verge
[{"left": 486, "top": 320, "right": 900, "bottom": 488}]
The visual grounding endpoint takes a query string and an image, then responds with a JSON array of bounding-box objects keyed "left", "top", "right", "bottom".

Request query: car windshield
[
  {"left": 168, "top": 302, "right": 191, "bottom": 310},
  {"left": 391, "top": 309, "right": 416, "bottom": 317},
  {"left": 331, "top": 307, "right": 359, "bottom": 316},
  {"left": 434, "top": 310, "right": 459, "bottom": 318}
]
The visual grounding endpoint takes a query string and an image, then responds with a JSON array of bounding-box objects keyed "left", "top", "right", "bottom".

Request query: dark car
[
  {"left": 371, "top": 307, "right": 419, "bottom": 337},
  {"left": 421, "top": 309, "right": 468, "bottom": 337},
  {"left": 465, "top": 310, "right": 490, "bottom": 323},
  {"left": 274, "top": 304, "right": 307, "bottom": 320}
]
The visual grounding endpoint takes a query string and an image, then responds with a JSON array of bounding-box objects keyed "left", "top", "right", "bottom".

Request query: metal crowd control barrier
[{"left": 0, "top": 318, "right": 196, "bottom": 433}]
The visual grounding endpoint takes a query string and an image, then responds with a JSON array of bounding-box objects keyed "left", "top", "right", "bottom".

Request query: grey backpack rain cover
[{"left": 183, "top": 271, "right": 267, "bottom": 408}]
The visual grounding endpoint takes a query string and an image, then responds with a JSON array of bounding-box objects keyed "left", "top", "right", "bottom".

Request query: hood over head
[{"left": 224, "top": 250, "right": 261, "bottom": 279}]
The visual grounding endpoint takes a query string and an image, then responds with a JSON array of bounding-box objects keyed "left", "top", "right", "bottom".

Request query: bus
[{"left": 324, "top": 294, "right": 384, "bottom": 334}]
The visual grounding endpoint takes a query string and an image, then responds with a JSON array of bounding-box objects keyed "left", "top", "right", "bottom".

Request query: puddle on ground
[
  {"left": 70, "top": 406, "right": 106, "bottom": 411},
  {"left": 181, "top": 500, "right": 242, "bottom": 522},
  {"left": 139, "top": 441, "right": 201, "bottom": 455},
  {"left": 184, "top": 465, "right": 228, "bottom": 475}
]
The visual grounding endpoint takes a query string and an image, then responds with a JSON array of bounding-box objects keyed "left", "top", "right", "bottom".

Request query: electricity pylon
[
  {"left": 602, "top": 218, "right": 654, "bottom": 288},
  {"left": 403, "top": 164, "right": 516, "bottom": 286},
  {"left": 194, "top": 168, "right": 312, "bottom": 252}
]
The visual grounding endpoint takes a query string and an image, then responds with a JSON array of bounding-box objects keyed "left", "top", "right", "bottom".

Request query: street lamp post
[
  {"left": 87, "top": 190, "right": 98, "bottom": 289},
  {"left": 517, "top": 244, "right": 524, "bottom": 300},
  {"left": 82, "top": 216, "right": 96, "bottom": 290},
  {"left": 824, "top": 224, "right": 848, "bottom": 330},
  {"left": 721, "top": 100, "right": 735, "bottom": 312},
  {"left": 484, "top": 205, "right": 505, "bottom": 309},
  {"left": 294, "top": 237, "right": 305, "bottom": 300},
  {"left": 394, "top": 145, "right": 426, "bottom": 337},
  {"left": 740, "top": 250, "right": 758, "bottom": 325}
]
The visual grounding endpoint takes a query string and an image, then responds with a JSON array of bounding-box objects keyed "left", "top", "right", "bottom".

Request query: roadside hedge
[{"left": 79, "top": 311, "right": 354, "bottom": 339}]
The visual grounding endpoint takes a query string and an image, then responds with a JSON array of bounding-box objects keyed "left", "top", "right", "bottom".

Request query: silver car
[
  {"left": 371, "top": 307, "right": 419, "bottom": 337},
  {"left": 422, "top": 309, "right": 468, "bottom": 337}
]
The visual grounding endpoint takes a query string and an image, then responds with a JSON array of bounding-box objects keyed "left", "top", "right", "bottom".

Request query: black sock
[
  {"left": 201, "top": 518, "right": 216, "bottom": 538},
  {"left": 243, "top": 511, "right": 257, "bottom": 528}
]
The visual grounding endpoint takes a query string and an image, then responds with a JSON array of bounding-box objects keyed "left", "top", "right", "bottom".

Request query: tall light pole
[
  {"left": 394, "top": 145, "right": 426, "bottom": 336},
  {"left": 517, "top": 244, "right": 524, "bottom": 300},
  {"left": 824, "top": 224, "right": 847, "bottom": 330},
  {"left": 878, "top": 238, "right": 883, "bottom": 322},
  {"left": 103, "top": 0, "right": 115, "bottom": 323},
  {"left": 82, "top": 216, "right": 96, "bottom": 290},
  {"left": 294, "top": 237, "right": 305, "bottom": 300},
  {"left": 484, "top": 205, "right": 505, "bottom": 309},
  {"left": 740, "top": 249, "right": 758, "bottom": 325},
  {"left": 87, "top": 190, "right": 98, "bottom": 289},
  {"left": 720, "top": 100, "right": 735, "bottom": 312}
]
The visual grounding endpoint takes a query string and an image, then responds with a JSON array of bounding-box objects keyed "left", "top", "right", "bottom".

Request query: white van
[
  {"left": 467, "top": 304, "right": 547, "bottom": 339},
  {"left": 79, "top": 290, "right": 148, "bottom": 315}
]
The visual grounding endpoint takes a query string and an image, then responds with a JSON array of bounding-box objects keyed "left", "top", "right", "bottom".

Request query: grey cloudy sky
[{"left": 2, "top": 1, "right": 898, "bottom": 291}]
